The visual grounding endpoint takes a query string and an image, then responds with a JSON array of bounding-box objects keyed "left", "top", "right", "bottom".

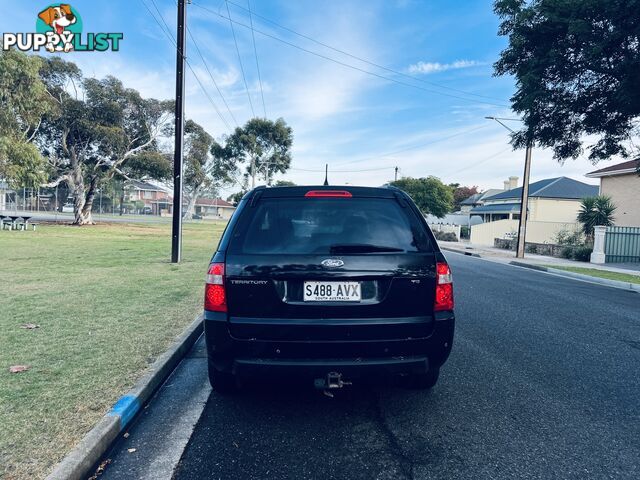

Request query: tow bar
[{"left": 314, "top": 372, "right": 352, "bottom": 394}]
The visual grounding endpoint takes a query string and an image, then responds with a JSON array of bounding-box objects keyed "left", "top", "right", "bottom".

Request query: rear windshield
[{"left": 228, "top": 197, "right": 432, "bottom": 254}]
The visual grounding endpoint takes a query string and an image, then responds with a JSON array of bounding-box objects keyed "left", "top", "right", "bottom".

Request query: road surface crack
[{"left": 372, "top": 391, "right": 414, "bottom": 480}]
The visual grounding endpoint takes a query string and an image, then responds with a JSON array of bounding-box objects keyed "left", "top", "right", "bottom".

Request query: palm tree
[{"left": 577, "top": 195, "right": 616, "bottom": 242}]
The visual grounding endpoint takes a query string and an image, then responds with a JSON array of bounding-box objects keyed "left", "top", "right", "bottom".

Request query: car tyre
[
  {"left": 404, "top": 367, "right": 439, "bottom": 389},
  {"left": 208, "top": 366, "right": 237, "bottom": 393}
]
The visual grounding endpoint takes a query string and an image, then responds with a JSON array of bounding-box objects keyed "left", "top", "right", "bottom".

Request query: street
[{"left": 100, "top": 253, "right": 640, "bottom": 480}]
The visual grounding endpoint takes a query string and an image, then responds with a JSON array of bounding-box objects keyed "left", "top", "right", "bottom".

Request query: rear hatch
[{"left": 224, "top": 188, "right": 438, "bottom": 340}]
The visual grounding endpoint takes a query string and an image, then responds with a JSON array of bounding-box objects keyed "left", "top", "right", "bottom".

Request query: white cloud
[{"left": 407, "top": 60, "right": 482, "bottom": 75}]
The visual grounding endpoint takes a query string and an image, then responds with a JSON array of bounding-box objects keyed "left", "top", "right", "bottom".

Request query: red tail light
[
  {"left": 434, "top": 262, "right": 454, "bottom": 311},
  {"left": 205, "top": 263, "right": 227, "bottom": 312},
  {"left": 305, "top": 190, "right": 352, "bottom": 198}
]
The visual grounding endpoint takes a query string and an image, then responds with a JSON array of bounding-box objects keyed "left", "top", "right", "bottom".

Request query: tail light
[
  {"left": 205, "top": 263, "right": 227, "bottom": 312},
  {"left": 434, "top": 262, "right": 454, "bottom": 311}
]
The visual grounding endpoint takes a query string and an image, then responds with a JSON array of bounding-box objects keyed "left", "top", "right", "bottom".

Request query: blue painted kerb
[{"left": 108, "top": 395, "right": 141, "bottom": 430}]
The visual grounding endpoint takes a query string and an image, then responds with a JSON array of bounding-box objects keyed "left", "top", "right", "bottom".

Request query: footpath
[{"left": 439, "top": 240, "right": 640, "bottom": 293}]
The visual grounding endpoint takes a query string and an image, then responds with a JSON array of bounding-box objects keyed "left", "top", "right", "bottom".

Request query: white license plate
[{"left": 303, "top": 281, "right": 361, "bottom": 302}]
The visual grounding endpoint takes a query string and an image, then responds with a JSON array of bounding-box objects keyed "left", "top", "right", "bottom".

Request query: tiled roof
[
  {"left": 195, "top": 198, "right": 235, "bottom": 207},
  {"left": 460, "top": 193, "right": 483, "bottom": 205},
  {"left": 127, "top": 180, "right": 169, "bottom": 192},
  {"left": 483, "top": 177, "right": 598, "bottom": 201},
  {"left": 470, "top": 203, "right": 523, "bottom": 214},
  {"left": 586, "top": 159, "right": 639, "bottom": 177}
]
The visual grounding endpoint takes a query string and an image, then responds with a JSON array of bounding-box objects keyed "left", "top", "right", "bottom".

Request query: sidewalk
[{"left": 439, "top": 241, "right": 640, "bottom": 277}]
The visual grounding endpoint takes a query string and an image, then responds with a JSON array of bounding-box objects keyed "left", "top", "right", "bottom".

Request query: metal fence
[{"left": 604, "top": 226, "right": 640, "bottom": 263}]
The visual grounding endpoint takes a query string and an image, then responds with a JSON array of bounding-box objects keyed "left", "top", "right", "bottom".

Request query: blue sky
[{"left": 5, "top": 0, "right": 615, "bottom": 195}]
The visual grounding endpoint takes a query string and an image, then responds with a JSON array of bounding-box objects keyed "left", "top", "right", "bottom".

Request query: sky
[{"left": 4, "top": 0, "right": 621, "bottom": 197}]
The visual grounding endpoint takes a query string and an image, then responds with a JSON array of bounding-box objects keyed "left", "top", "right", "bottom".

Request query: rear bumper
[
  {"left": 234, "top": 356, "right": 429, "bottom": 380},
  {"left": 204, "top": 311, "right": 454, "bottom": 377}
]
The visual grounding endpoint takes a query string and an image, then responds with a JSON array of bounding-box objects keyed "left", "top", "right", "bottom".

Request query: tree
[
  {"left": 183, "top": 120, "right": 214, "bottom": 219},
  {"left": 227, "top": 190, "right": 247, "bottom": 205},
  {"left": 182, "top": 120, "right": 238, "bottom": 218},
  {"left": 577, "top": 195, "right": 616, "bottom": 241},
  {"left": 274, "top": 180, "right": 296, "bottom": 187},
  {"left": 390, "top": 176, "right": 453, "bottom": 218},
  {"left": 0, "top": 50, "right": 53, "bottom": 187},
  {"left": 225, "top": 118, "right": 293, "bottom": 187},
  {"left": 38, "top": 64, "right": 172, "bottom": 225},
  {"left": 449, "top": 184, "right": 479, "bottom": 212},
  {"left": 494, "top": 0, "right": 640, "bottom": 162}
]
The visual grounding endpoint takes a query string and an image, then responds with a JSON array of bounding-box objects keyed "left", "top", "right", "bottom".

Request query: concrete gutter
[
  {"left": 440, "top": 246, "right": 482, "bottom": 258},
  {"left": 510, "top": 262, "right": 640, "bottom": 293},
  {"left": 46, "top": 314, "right": 204, "bottom": 480}
]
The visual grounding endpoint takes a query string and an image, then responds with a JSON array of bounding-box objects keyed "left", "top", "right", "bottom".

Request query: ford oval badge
[{"left": 321, "top": 258, "right": 344, "bottom": 268}]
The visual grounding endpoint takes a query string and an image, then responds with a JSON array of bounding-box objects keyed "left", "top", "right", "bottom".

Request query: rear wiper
[{"left": 329, "top": 243, "right": 404, "bottom": 254}]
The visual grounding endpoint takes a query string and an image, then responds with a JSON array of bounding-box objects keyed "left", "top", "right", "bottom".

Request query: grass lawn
[
  {"left": 544, "top": 265, "right": 640, "bottom": 285},
  {"left": 0, "top": 221, "right": 226, "bottom": 479}
]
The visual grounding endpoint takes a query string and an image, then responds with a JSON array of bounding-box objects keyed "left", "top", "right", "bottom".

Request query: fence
[
  {"left": 470, "top": 219, "right": 581, "bottom": 246},
  {"left": 428, "top": 223, "right": 461, "bottom": 240},
  {"left": 592, "top": 226, "right": 640, "bottom": 263}
]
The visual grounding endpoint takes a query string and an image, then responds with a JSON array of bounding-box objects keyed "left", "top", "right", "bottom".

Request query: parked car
[
  {"left": 142, "top": 206, "right": 153, "bottom": 215},
  {"left": 204, "top": 185, "right": 455, "bottom": 393},
  {"left": 192, "top": 213, "right": 203, "bottom": 220},
  {"left": 61, "top": 203, "right": 74, "bottom": 213}
]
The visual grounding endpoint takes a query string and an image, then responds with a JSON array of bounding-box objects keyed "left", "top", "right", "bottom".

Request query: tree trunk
[
  {"left": 72, "top": 173, "right": 97, "bottom": 226},
  {"left": 184, "top": 185, "right": 202, "bottom": 219},
  {"left": 119, "top": 187, "right": 125, "bottom": 216}
]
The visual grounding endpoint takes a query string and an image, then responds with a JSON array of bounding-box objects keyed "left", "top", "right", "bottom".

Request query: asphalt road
[{"left": 100, "top": 253, "right": 640, "bottom": 480}]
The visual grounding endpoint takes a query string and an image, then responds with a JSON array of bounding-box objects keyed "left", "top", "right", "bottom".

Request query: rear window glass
[{"left": 228, "top": 197, "right": 432, "bottom": 254}]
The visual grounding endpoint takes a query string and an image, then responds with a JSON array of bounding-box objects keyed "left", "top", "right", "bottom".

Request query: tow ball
[{"left": 314, "top": 371, "right": 352, "bottom": 390}]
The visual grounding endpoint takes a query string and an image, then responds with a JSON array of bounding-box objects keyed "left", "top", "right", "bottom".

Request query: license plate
[{"left": 303, "top": 281, "right": 361, "bottom": 302}]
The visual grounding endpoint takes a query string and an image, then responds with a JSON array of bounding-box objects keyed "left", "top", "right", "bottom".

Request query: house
[
  {"left": 585, "top": 158, "right": 640, "bottom": 227},
  {"left": 459, "top": 177, "right": 518, "bottom": 213},
  {"left": 471, "top": 177, "right": 598, "bottom": 223},
  {"left": 193, "top": 197, "right": 236, "bottom": 220},
  {"left": 124, "top": 180, "right": 172, "bottom": 215},
  {"left": 469, "top": 176, "right": 598, "bottom": 245}
]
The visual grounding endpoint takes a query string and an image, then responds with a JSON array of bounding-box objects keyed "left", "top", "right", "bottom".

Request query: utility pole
[
  {"left": 394, "top": 166, "right": 398, "bottom": 181},
  {"left": 250, "top": 155, "right": 256, "bottom": 189},
  {"left": 171, "top": 0, "right": 187, "bottom": 263},
  {"left": 485, "top": 116, "right": 532, "bottom": 259},
  {"left": 516, "top": 142, "right": 532, "bottom": 258}
]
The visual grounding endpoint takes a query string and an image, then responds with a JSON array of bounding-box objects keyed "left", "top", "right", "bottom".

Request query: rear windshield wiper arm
[{"left": 329, "top": 243, "right": 404, "bottom": 254}]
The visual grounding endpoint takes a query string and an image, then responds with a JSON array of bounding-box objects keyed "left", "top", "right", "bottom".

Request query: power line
[
  {"left": 440, "top": 146, "right": 513, "bottom": 176},
  {"left": 225, "top": 0, "right": 255, "bottom": 117},
  {"left": 290, "top": 166, "right": 395, "bottom": 173},
  {"left": 224, "top": 0, "right": 506, "bottom": 104},
  {"left": 140, "top": 0, "right": 232, "bottom": 131},
  {"left": 186, "top": 27, "right": 239, "bottom": 128},
  {"left": 334, "top": 124, "right": 490, "bottom": 166},
  {"left": 147, "top": 0, "right": 177, "bottom": 42},
  {"left": 247, "top": 0, "right": 267, "bottom": 117},
  {"left": 191, "top": 2, "right": 510, "bottom": 108},
  {"left": 160, "top": 0, "right": 238, "bottom": 127}
]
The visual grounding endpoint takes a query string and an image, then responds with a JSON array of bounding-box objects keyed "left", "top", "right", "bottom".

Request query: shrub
[
  {"left": 571, "top": 246, "right": 593, "bottom": 262},
  {"left": 555, "top": 229, "right": 584, "bottom": 246},
  {"left": 460, "top": 226, "right": 470, "bottom": 239},
  {"left": 433, "top": 231, "right": 458, "bottom": 242},
  {"left": 560, "top": 246, "right": 574, "bottom": 259},
  {"left": 525, "top": 244, "right": 538, "bottom": 254}
]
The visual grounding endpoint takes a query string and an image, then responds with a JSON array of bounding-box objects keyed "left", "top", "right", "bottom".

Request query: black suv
[{"left": 204, "top": 185, "right": 455, "bottom": 392}]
